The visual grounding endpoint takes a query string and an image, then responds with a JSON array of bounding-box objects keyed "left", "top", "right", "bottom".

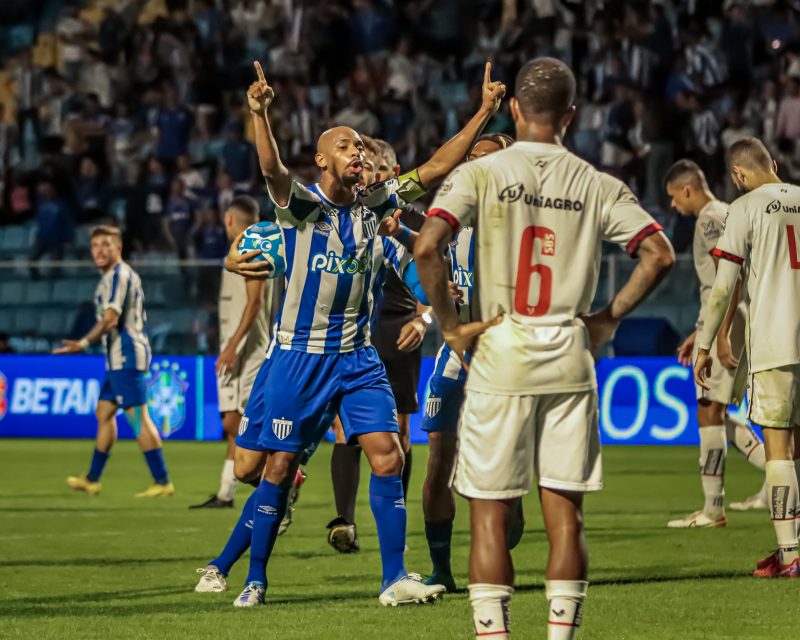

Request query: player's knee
[
  {"left": 222, "top": 412, "right": 241, "bottom": 437},
  {"left": 370, "top": 441, "right": 404, "bottom": 476},
  {"left": 264, "top": 452, "right": 298, "bottom": 487}
]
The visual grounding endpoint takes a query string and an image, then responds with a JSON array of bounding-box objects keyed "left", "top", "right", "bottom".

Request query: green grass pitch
[{"left": 1, "top": 439, "right": 797, "bottom": 639}]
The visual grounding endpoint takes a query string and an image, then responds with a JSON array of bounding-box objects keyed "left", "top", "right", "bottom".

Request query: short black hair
[
  {"left": 663, "top": 159, "right": 707, "bottom": 189},
  {"left": 229, "top": 195, "right": 259, "bottom": 223},
  {"left": 373, "top": 138, "right": 397, "bottom": 168},
  {"left": 514, "top": 58, "right": 576, "bottom": 124},
  {"left": 727, "top": 137, "right": 774, "bottom": 173}
]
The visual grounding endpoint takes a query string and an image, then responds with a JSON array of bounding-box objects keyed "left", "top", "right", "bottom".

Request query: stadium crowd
[{"left": 1, "top": 0, "right": 800, "bottom": 260}]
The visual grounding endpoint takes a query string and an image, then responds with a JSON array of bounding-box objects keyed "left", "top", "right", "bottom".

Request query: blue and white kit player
[
  {"left": 56, "top": 225, "right": 173, "bottom": 497},
  {"left": 216, "top": 60, "right": 505, "bottom": 608}
]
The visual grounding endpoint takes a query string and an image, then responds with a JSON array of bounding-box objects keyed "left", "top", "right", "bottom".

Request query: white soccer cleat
[
  {"left": 378, "top": 573, "right": 446, "bottom": 607},
  {"left": 667, "top": 510, "right": 727, "bottom": 529},
  {"left": 194, "top": 566, "right": 227, "bottom": 593},
  {"left": 233, "top": 582, "right": 266, "bottom": 607},
  {"left": 729, "top": 490, "right": 768, "bottom": 511}
]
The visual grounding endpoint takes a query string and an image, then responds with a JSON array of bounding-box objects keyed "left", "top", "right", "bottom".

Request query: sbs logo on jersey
[
  {"left": 272, "top": 417, "right": 293, "bottom": 440},
  {"left": 0, "top": 371, "right": 7, "bottom": 421},
  {"left": 147, "top": 359, "right": 188, "bottom": 438}
]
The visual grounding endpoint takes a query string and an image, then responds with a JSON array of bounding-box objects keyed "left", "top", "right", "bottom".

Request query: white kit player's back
[{"left": 431, "top": 141, "right": 660, "bottom": 395}]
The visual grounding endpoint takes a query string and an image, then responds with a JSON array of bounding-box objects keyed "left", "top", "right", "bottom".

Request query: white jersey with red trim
[
  {"left": 693, "top": 200, "right": 728, "bottom": 334},
  {"left": 429, "top": 141, "right": 661, "bottom": 395},
  {"left": 712, "top": 182, "right": 800, "bottom": 372}
]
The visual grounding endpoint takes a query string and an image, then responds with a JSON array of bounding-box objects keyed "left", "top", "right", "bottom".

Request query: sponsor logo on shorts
[
  {"left": 238, "top": 416, "right": 250, "bottom": 436},
  {"left": 272, "top": 417, "right": 293, "bottom": 440},
  {"left": 426, "top": 396, "right": 442, "bottom": 418}
]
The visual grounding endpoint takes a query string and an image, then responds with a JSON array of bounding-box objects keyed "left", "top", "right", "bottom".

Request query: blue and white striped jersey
[
  {"left": 272, "top": 175, "right": 424, "bottom": 354},
  {"left": 432, "top": 225, "right": 474, "bottom": 381},
  {"left": 95, "top": 261, "right": 151, "bottom": 371}
]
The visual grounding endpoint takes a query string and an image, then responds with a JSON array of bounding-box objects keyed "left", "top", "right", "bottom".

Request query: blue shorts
[
  {"left": 252, "top": 347, "right": 398, "bottom": 453},
  {"left": 421, "top": 375, "right": 465, "bottom": 434},
  {"left": 99, "top": 369, "right": 148, "bottom": 410}
]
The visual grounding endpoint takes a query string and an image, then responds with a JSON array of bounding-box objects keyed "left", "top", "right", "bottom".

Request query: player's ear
[
  {"left": 509, "top": 97, "right": 521, "bottom": 123},
  {"left": 314, "top": 152, "right": 326, "bottom": 170},
  {"left": 561, "top": 105, "right": 577, "bottom": 129},
  {"left": 773, "top": 159, "right": 779, "bottom": 175}
]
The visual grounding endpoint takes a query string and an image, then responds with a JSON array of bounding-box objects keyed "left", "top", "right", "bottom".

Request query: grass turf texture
[{"left": 1, "top": 439, "right": 797, "bottom": 639}]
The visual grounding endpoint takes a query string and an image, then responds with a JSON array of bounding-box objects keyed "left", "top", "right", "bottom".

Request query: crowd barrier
[{"left": 0, "top": 355, "right": 749, "bottom": 445}]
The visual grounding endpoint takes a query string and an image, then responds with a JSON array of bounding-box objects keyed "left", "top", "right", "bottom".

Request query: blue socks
[
  {"left": 425, "top": 519, "right": 454, "bottom": 578},
  {"left": 210, "top": 490, "right": 258, "bottom": 576},
  {"left": 143, "top": 448, "right": 169, "bottom": 485},
  {"left": 369, "top": 474, "right": 407, "bottom": 591},
  {"left": 87, "top": 449, "right": 110, "bottom": 482},
  {"left": 245, "top": 480, "right": 289, "bottom": 586}
]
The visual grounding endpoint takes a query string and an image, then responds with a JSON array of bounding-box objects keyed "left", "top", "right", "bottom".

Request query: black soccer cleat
[
  {"left": 189, "top": 495, "right": 234, "bottom": 509},
  {"left": 326, "top": 516, "right": 360, "bottom": 553}
]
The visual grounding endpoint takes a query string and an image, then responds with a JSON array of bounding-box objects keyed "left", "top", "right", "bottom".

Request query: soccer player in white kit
[
  {"left": 415, "top": 58, "right": 676, "bottom": 639},
  {"left": 664, "top": 160, "right": 768, "bottom": 528},
  {"left": 695, "top": 137, "right": 800, "bottom": 578},
  {"left": 191, "top": 196, "right": 277, "bottom": 509}
]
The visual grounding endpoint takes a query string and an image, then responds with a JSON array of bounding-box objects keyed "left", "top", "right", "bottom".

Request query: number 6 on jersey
[{"left": 515, "top": 225, "right": 556, "bottom": 316}]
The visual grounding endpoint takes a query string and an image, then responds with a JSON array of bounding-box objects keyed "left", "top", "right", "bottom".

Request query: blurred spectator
[
  {"left": 220, "top": 121, "right": 256, "bottom": 187},
  {"left": 333, "top": 93, "right": 380, "bottom": 137},
  {"left": 0, "top": 332, "right": 14, "bottom": 354},
  {"left": 74, "top": 157, "right": 108, "bottom": 222},
  {"left": 192, "top": 208, "right": 228, "bottom": 260},
  {"left": 776, "top": 76, "right": 800, "bottom": 142},
  {"left": 56, "top": 5, "right": 92, "bottom": 84},
  {"left": 68, "top": 302, "right": 96, "bottom": 341},
  {"left": 0, "top": 103, "right": 18, "bottom": 175},
  {"left": 7, "top": 48, "right": 42, "bottom": 154},
  {"left": 155, "top": 87, "right": 195, "bottom": 162},
  {"left": 163, "top": 178, "right": 196, "bottom": 261},
  {"left": 30, "top": 179, "right": 74, "bottom": 272}
]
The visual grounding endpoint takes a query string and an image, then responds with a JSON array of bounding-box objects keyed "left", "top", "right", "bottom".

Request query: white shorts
[
  {"left": 748, "top": 365, "right": 800, "bottom": 428},
  {"left": 452, "top": 389, "right": 602, "bottom": 499},
  {"left": 216, "top": 351, "right": 263, "bottom": 414}
]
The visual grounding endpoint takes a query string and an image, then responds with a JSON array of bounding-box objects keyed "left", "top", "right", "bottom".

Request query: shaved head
[
  {"left": 515, "top": 57, "right": 576, "bottom": 124},
  {"left": 317, "top": 126, "right": 362, "bottom": 154},
  {"left": 373, "top": 138, "right": 397, "bottom": 169},
  {"left": 664, "top": 159, "right": 708, "bottom": 190},
  {"left": 727, "top": 137, "right": 773, "bottom": 173},
  {"left": 229, "top": 196, "right": 259, "bottom": 225}
]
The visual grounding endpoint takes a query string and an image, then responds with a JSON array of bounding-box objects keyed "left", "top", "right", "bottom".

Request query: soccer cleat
[
  {"left": 292, "top": 468, "right": 307, "bottom": 504},
  {"left": 379, "top": 573, "right": 446, "bottom": 606},
  {"left": 326, "top": 517, "right": 360, "bottom": 553},
  {"left": 278, "top": 506, "right": 294, "bottom": 536},
  {"left": 667, "top": 510, "right": 727, "bottom": 528},
  {"left": 134, "top": 482, "right": 176, "bottom": 498},
  {"left": 277, "top": 469, "right": 307, "bottom": 536},
  {"left": 233, "top": 582, "right": 266, "bottom": 607},
  {"left": 66, "top": 475, "right": 101, "bottom": 495},
  {"left": 752, "top": 554, "right": 800, "bottom": 578},
  {"left": 194, "top": 566, "right": 228, "bottom": 593},
  {"left": 424, "top": 573, "right": 457, "bottom": 593},
  {"left": 729, "top": 491, "right": 768, "bottom": 511},
  {"left": 189, "top": 495, "right": 234, "bottom": 509}
]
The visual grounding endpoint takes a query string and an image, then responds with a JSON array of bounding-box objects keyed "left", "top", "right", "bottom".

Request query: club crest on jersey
[
  {"left": 363, "top": 214, "right": 377, "bottom": 239},
  {"left": 426, "top": 396, "right": 442, "bottom": 418},
  {"left": 311, "top": 251, "right": 372, "bottom": 275},
  {"left": 272, "top": 417, "right": 293, "bottom": 440}
]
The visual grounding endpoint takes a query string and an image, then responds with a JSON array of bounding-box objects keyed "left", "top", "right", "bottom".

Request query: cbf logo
[
  {"left": 147, "top": 360, "right": 188, "bottom": 438},
  {"left": 0, "top": 371, "right": 7, "bottom": 421},
  {"left": 311, "top": 251, "right": 372, "bottom": 275},
  {"left": 272, "top": 417, "right": 293, "bottom": 440}
]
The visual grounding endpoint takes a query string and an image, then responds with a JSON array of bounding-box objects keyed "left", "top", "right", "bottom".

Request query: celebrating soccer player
[
  {"left": 664, "top": 160, "right": 767, "bottom": 528},
  {"left": 218, "top": 59, "right": 505, "bottom": 608},
  {"left": 56, "top": 225, "right": 174, "bottom": 498},
  {"left": 695, "top": 137, "right": 800, "bottom": 578},
  {"left": 415, "top": 58, "right": 675, "bottom": 639}
]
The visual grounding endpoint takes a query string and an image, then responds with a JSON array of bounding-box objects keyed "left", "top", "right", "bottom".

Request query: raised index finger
[
  {"left": 254, "top": 61, "right": 266, "bottom": 83},
  {"left": 484, "top": 61, "right": 492, "bottom": 86}
]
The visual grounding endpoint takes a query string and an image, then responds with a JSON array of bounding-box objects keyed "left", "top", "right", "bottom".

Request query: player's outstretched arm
[
  {"left": 414, "top": 62, "right": 506, "bottom": 190},
  {"left": 53, "top": 309, "right": 119, "bottom": 354},
  {"left": 248, "top": 61, "right": 291, "bottom": 207},
  {"left": 582, "top": 233, "right": 675, "bottom": 352}
]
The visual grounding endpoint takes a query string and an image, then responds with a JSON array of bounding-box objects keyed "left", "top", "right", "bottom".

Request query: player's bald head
[
  {"left": 317, "top": 126, "right": 362, "bottom": 154},
  {"left": 664, "top": 159, "right": 708, "bottom": 191},
  {"left": 726, "top": 137, "right": 774, "bottom": 173},
  {"left": 514, "top": 58, "right": 576, "bottom": 125}
]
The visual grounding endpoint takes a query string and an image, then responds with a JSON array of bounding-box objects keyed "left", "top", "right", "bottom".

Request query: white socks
[
  {"left": 469, "top": 583, "right": 513, "bottom": 638},
  {"left": 699, "top": 425, "right": 726, "bottom": 518},
  {"left": 217, "top": 459, "right": 238, "bottom": 502},
  {"left": 725, "top": 415, "right": 766, "bottom": 470},
  {"left": 766, "top": 460, "right": 799, "bottom": 566},
  {"left": 546, "top": 580, "right": 588, "bottom": 640}
]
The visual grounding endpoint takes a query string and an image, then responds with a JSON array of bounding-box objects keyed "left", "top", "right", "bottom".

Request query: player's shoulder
[{"left": 700, "top": 200, "right": 729, "bottom": 224}]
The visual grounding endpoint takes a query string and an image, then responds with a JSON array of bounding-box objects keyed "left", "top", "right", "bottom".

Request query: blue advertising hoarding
[{"left": 0, "top": 354, "right": 748, "bottom": 445}]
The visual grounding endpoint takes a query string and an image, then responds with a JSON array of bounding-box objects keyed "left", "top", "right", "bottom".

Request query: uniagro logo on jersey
[
  {"left": 147, "top": 359, "right": 188, "bottom": 438},
  {"left": 0, "top": 371, "right": 8, "bottom": 421},
  {"left": 498, "top": 183, "right": 584, "bottom": 211},
  {"left": 765, "top": 199, "right": 800, "bottom": 214}
]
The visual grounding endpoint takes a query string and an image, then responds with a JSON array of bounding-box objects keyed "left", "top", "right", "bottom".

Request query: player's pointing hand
[
  {"left": 481, "top": 61, "right": 507, "bottom": 115},
  {"left": 247, "top": 61, "right": 275, "bottom": 114}
]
